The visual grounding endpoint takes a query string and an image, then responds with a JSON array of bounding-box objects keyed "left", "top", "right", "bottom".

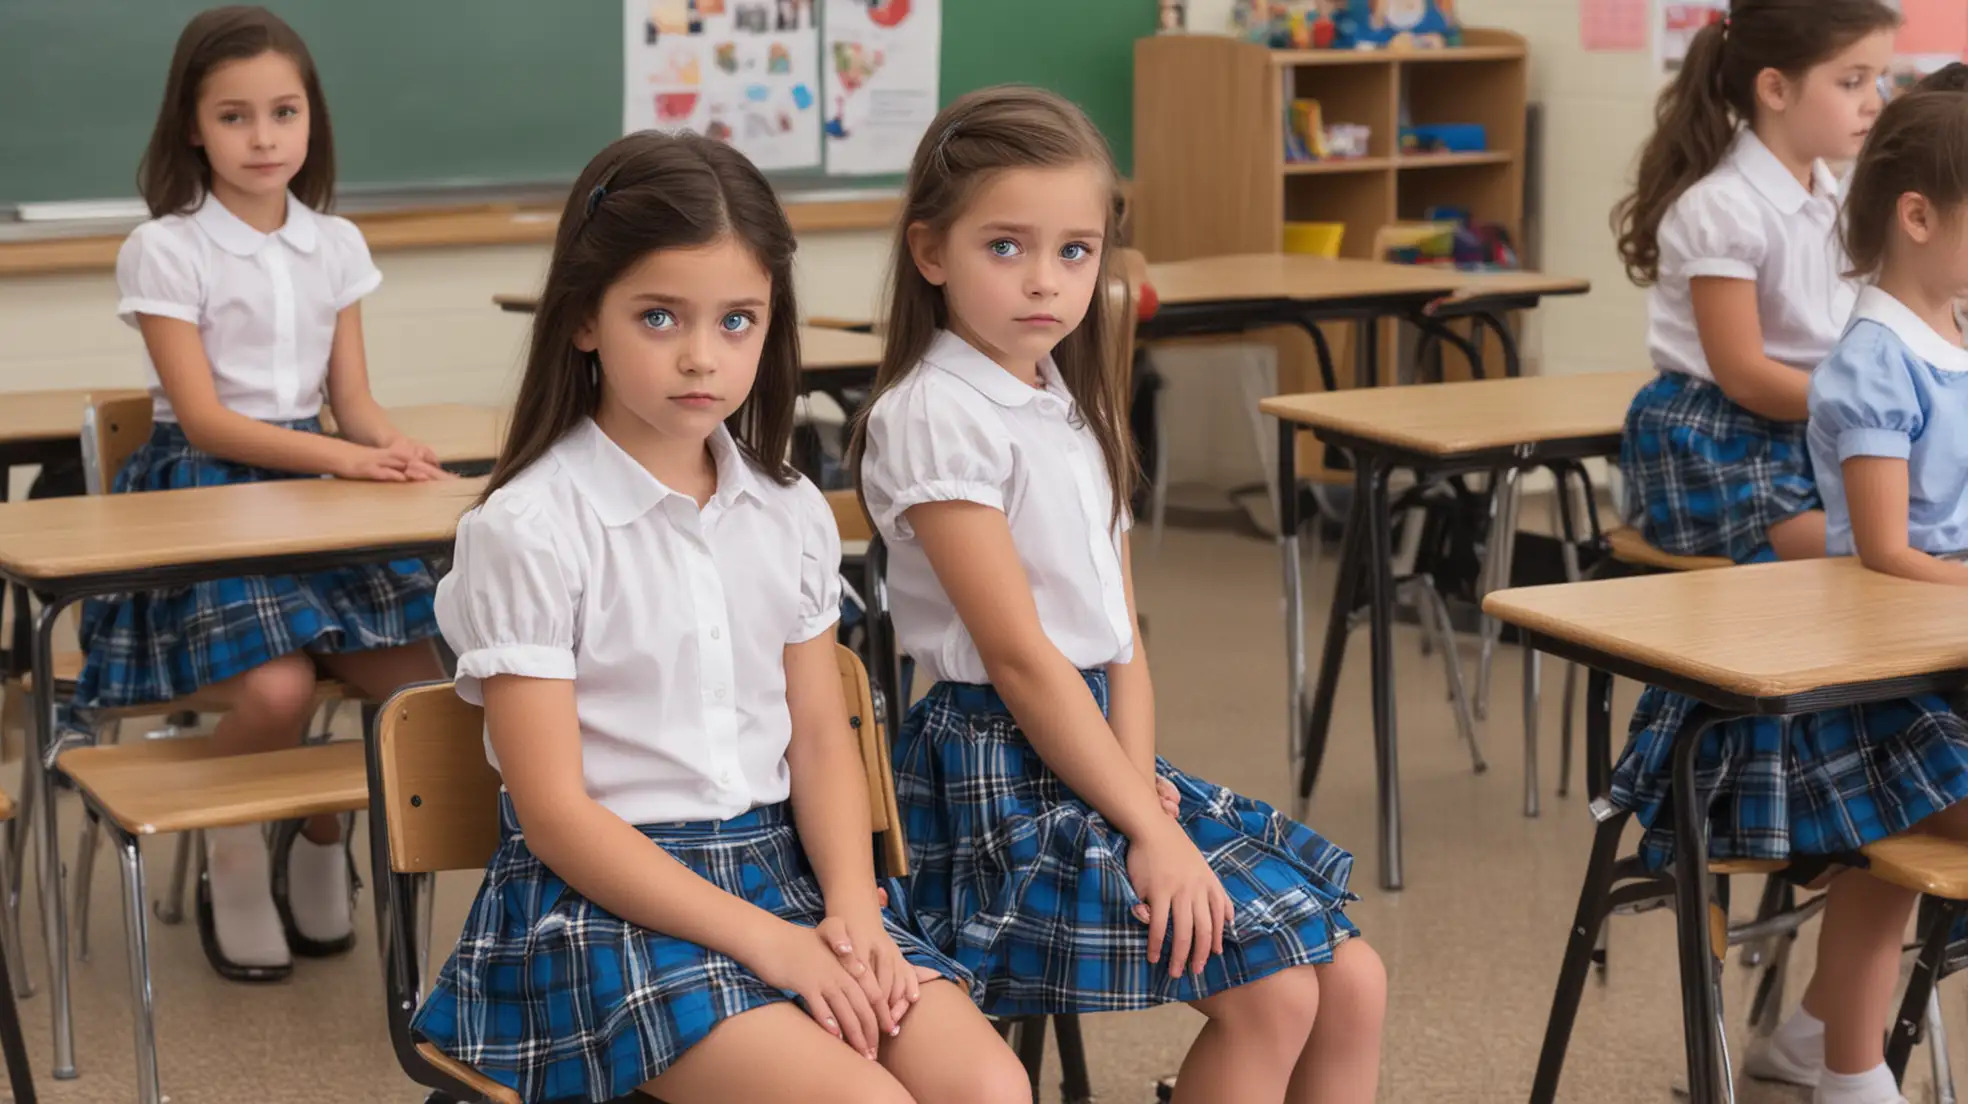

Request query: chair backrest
[
  {"left": 372, "top": 643, "right": 908, "bottom": 876},
  {"left": 79, "top": 393, "right": 155, "bottom": 496}
]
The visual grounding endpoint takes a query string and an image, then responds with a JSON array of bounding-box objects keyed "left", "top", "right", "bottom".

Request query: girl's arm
[
  {"left": 324, "top": 303, "right": 403, "bottom": 448},
  {"left": 783, "top": 632, "right": 880, "bottom": 921},
  {"left": 1691, "top": 277, "right": 1811, "bottom": 422},
  {"left": 483, "top": 674, "right": 798, "bottom": 959},
  {"left": 139, "top": 314, "right": 374, "bottom": 477},
  {"left": 910, "top": 501, "right": 1169, "bottom": 839},
  {"left": 1106, "top": 535, "right": 1156, "bottom": 782},
  {"left": 1842, "top": 456, "right": 1968, "bottom": 585}
]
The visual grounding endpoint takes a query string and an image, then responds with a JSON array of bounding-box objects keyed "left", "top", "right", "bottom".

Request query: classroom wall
[{"left": 3, "top": 0, "right": 1649, "bottom": 501}]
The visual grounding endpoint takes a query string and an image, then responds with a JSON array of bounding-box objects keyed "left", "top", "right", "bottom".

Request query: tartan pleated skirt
[
  {"left": 72, "top": 419, "right": 439, "bottom": 710},
  {"left": 892, "top": 670, "right": 1359, "bottom": 1016},
  {"left": 1609, "top": 688, "right": 1968, "bottom": 870},
  {"left": 1620, "top": 371, "right": 1820, "bottom": 564},
  {"left": 412, "top": 797, "right": 972, "bottom": 1103}
]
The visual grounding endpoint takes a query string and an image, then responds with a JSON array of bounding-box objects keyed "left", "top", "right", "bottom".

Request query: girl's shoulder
[{"left": 118, "top": 211, "right": 210, "bottom": 269}]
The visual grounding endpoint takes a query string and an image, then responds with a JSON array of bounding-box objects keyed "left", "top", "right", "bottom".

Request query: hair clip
[
  {"left": 586, "top": 184, "right": 608, "bottom": 218},
  {"left": 1719, "top": 14, "right": 1731, "bottom": 35},
  {"left": 934, "top": 123, "right": 961, "bottom": 163}
]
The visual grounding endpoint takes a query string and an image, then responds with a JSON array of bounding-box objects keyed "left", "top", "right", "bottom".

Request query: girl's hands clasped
[
  {"left": 751, "top": 919, "right": 886, "bottom": 1059},
  {"left": 1126, "top": 820, "right": 1233, "bottom": 981}
]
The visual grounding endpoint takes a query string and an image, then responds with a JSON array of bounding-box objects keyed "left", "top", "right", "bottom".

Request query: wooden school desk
[
  {"left": 1482, "top": 558, "right": 1968, "bottom": 1104},
  {"left": 0, "top": 476, "right": 484, "bottom": 1084},
  {"left": 492, "top": 294, "right": 884, "bottom": 376},
  {"left": 1261, "top": 369, "right": 1652, "bottom": 891}
]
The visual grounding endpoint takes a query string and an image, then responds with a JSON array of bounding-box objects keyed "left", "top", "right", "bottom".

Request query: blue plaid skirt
[
  {"left": 893, "top": 671, "right": 1359, "bottom": 1016},
  {"left": 1609, "top": 688, "right": 1968, "bottom": 870},
  {"left": 73, "top": 419, "right": 439, "bottom": 710},
  {"left": 1620, "top": 371, "right": 1820, "bottom": 564},
  {"left": 413, "top": 797, "right": 972, "bottom": 1103}
]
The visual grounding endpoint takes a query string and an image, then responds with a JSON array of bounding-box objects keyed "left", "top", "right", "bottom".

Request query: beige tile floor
[{"left": 0, "top": 523, "right": 1959, "bottom": 1103}]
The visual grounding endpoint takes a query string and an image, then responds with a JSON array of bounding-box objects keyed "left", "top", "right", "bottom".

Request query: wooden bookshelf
[{"left": 1132, "top": 28, "right": 1532, "bottom": 471}]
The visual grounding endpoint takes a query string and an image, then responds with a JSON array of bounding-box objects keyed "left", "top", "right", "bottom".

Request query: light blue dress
[{"left": 1809, "top": 286, "right": 1968, "bottom": 558}]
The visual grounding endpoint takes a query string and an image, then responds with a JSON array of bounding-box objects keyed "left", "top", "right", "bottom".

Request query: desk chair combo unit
[
  {"left": 1486, "top": 560, "right": 1968, "bottom": 1104},
  {"left": 365, "top": 646, "right": 914, "bottom": 1104}
]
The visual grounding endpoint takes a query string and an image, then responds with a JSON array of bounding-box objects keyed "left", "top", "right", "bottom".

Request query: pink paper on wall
[
  {"left": 1895, "top": 0, "right": 1968, "bottom": 60},
  {"left": 1581, "top": 0, "right": 1648, "bottom": 51}
]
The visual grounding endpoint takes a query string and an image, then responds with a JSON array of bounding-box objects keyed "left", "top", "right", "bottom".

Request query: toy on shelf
[
  {"left": 1284, "top": 99, "right": 1373, "bottom": 163},
  {"left": 1378, "top": 211, "right": 1517, "bottom": 270},
  {"left": 1233, "top": 1, "right": 1338, "bottom": 49},
  {"left": 1399, "top": 123, "right": 1487, "bottom": 155},
  {"left": 1335, "top": 0, "right": 1461, "bottom": 50}
]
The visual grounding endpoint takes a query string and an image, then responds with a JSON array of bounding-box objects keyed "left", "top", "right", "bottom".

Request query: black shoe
[
  {"left": 269, "top": 819, "right": 358, "bottom": 958},
  {"left": 195, "top": 862, "right": 292, "bottom": 984}
]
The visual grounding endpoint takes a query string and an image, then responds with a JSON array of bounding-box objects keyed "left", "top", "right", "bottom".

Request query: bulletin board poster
[
  {"left": 1653, "top": 0, "right": 1728, "bottom": 75},
  {"left": 623, "top": 0, "right": 823, "bottom": 173},
  {"left": 821, "top": 0, "right": 943, "bottom": 176}
]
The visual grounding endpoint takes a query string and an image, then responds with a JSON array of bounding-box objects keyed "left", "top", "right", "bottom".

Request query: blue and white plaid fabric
[
  {"left": 1620, "top": 371, "right": 1820, "bottom": 564},
  {"left": 413, "top": 797, "right": 971, "bottom": 1103},
  {"left": 1610, "top": 687, "right": 1968, "bottom": 870},
  {"left": 72, "top": 419, "right": 439, "bottom": 710},
  {"left": 892, "top": 670, "right": 1359, "bottom": 1016}
]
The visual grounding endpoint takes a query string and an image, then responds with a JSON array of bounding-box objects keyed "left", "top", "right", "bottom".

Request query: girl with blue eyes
[
  {"left": 415, "top": 130, "right": 1029, "bottom": 1104},
  {"left": 851, "top": 86, "right": 1384, "bottom": 1104},
  {"left": 89, "top": 5, "right": 447, "bottom": 982}
]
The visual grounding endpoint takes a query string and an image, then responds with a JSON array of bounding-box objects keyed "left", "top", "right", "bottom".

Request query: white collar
[
  {"left": 923, "top": 329, "right": 1069, "bottom": 408},
  {"left": 191, "top": 191, "right": 319, "bottom": 256},
  {"left": 1727, "top": 130, "right": 1839, "bottom": 214},
  {"left": 557, "top": 418, "right": 761, "bottom": 528},
  {"left": 1851, "top": 286, "right": 1968, "bottom": 374}
]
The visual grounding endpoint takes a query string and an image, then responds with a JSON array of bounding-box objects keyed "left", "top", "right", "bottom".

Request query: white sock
[
  {"left": 204, "top": 827, "right": 289, "bottom": 968},
  {"left": 286, "top": 833, "right": 352, "bottom": 944},
  {"left": 1814, "top": 1062, "right": 1903, "bottom": 1104},
  {"left": 1756, "top": 1007, "right": 1825, "bottom": 1080}
]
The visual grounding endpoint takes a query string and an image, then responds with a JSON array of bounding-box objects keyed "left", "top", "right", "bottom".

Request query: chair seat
[
  {"left": 1605, "top": 527, "right": 1732, "bottom": 572},
  {"left": 58, "top": 738, "right": 368, "bottom": 836},
  {"left": 1862, "top": 834, "right": 1968, "bottom": 899},
  {"left": 416, "top": 1042, "right": 521, "bottom": 1104}
]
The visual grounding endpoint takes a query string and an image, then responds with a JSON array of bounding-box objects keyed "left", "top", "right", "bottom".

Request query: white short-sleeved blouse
[
  {"left": 859, "top": 330, "right": 1134, "bottom": 685},
  {"left": 1646, "top": 130, "right": 1856, "bottom": 382},
  {"left": 435, "top": 418, "right": 843, "bottom": 826},
  {"left": 115, "top": 191, "right": 383, "bottom": 423}
]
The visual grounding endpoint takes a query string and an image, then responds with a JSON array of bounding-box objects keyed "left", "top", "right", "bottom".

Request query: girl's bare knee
[
  {"left": 1199, "top": 964, "right": 1322, "bottom": 1058},
  {"left": 1315, "top": 939, "right": 1388, "bottom": 1029},
  {"left": 1917, "top": 801, "right": 1968, "bottom": 843},
  {"left": 232, "top": 653, "right": 319, "bottom": 724}
]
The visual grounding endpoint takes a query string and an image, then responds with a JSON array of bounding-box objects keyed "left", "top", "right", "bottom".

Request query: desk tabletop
[
  {"left": 1483, "top": 557, "right": 1968, "bottom": 701},
  {"left": 1260, "top": 370, "right": 1652, "bottom": 457},
  {"left": 387, "top": 404, "right": 506, "bottom": 466},
  {"left": 1143, "top": 254, "right": 1590, "bottom": 308},
  {"left": 0, "top": 388, "right": 147, "bottom": 448},
  {"left": 0, "top": 476, "right": 484, "bottom": 583}
]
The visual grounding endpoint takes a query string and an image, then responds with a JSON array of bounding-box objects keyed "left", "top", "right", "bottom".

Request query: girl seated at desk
[{"left": 74, "top": 6, "right": 448, "bottom": 982}]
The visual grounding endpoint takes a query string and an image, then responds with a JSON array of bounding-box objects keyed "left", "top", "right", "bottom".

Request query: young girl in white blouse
[
  {"left": 413, "top": 131, "right": 1027, "bottom": 1104},
  {"left": 80, "top": 5, "right": 447, "bottom": 983},
  {"left": 852, "top": 86, "right": 1384, "bottom": 1104}
]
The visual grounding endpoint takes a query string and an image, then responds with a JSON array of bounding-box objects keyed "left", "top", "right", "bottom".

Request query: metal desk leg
[
  {"left": 1523, "top": 642, "right": 1541, "bottom": 819},
  {"left": 1476, "top": 467, "right": 1525, "bottom": 720},
  {"left": 1299, "top": 467, "right": 1366, "bottom": 810},
  {"left": 28, "top": 599, "right": 75, "bottom": 1079},
  {"left": 1278, "top": 419, "right": 1307, "bottom": 778},
  {"left": 1360, "top": 459, "right": 1403, "bottom": 891},
  {"left": 1669, "top": 705, "right": 1728, "bottom": 1104}
]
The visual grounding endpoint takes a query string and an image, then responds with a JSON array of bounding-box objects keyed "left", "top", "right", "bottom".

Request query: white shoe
[
  {"left": 1744, "top": 1029, "right": 1821, "bottom": 1087},
  {"left": 199, "top": 826, "right": 292, "bottom": 980}
]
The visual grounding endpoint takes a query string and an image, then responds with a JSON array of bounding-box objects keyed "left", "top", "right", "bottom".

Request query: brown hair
[
  {"left": 848, "top": 85, "right": 1135, "bottom": 524},
  {"left": 1612, "top": 0, "right": 1899, "bottom": 285},
  {"left": 1841, "top": 91, "right": 1968, "bottom": 277},
  {"left": 1916, "top": 63, "right": 1968, "bottom": 94},
  {"left": 483, "top": 131, "right": 802, "bottom": 501},
  {"left": 138, "top": 6, "right": 337, "bottom": 217}
]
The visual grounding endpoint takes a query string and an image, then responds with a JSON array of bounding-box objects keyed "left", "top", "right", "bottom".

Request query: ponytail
[{"left": 1612, "top": 0, "right": 1900, "bottom": 287}]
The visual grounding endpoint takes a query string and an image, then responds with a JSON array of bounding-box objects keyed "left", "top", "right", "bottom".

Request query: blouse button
[{"left": 710, "top": 626, "right": 722, "bottom": 640}]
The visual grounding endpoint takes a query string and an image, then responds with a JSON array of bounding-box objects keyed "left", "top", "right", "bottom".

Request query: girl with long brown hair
[
  {"left": 413, "top": 130, "right": 1027, "bottom": 1104},
  {"left": 82, "top": 4, "right": 449, "bottom": 982},
  {"left": 851, "top": 86, "right": 1384, "bottom": 1103}
]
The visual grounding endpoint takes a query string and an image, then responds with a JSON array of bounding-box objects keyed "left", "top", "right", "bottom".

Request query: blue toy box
[{"left": 1333, "top": 0, "right": 1461, "bottom": 49}]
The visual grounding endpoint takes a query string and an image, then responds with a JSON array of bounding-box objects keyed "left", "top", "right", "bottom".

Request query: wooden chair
[
  {"left": 0, "top": 792, "right": 34, "bottom": 1104},
  {"left": 365, "top": 645, "right": 908, "bottom": 1104},
  {"left": 62, "top": 394, "right": 356, "bottom": 952}
]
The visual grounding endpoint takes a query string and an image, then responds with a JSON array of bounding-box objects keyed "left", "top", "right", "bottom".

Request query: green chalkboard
[{"left": 0, "top": 0, "right": 1151, "bottom": 208}]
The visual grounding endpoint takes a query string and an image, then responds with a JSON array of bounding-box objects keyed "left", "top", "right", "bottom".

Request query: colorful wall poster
[
  {"left": 1653, "top": 0, "right": 1727, "bottom": 74},
  {"left": 624, "top": 0, "right": 822, "bottom": 172},
  {"left": 822, "top": 0, "right": 943, "bottom": 176},
  {"left": 1581, "top": 0, "right": 1647, "bottom": 52}
]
